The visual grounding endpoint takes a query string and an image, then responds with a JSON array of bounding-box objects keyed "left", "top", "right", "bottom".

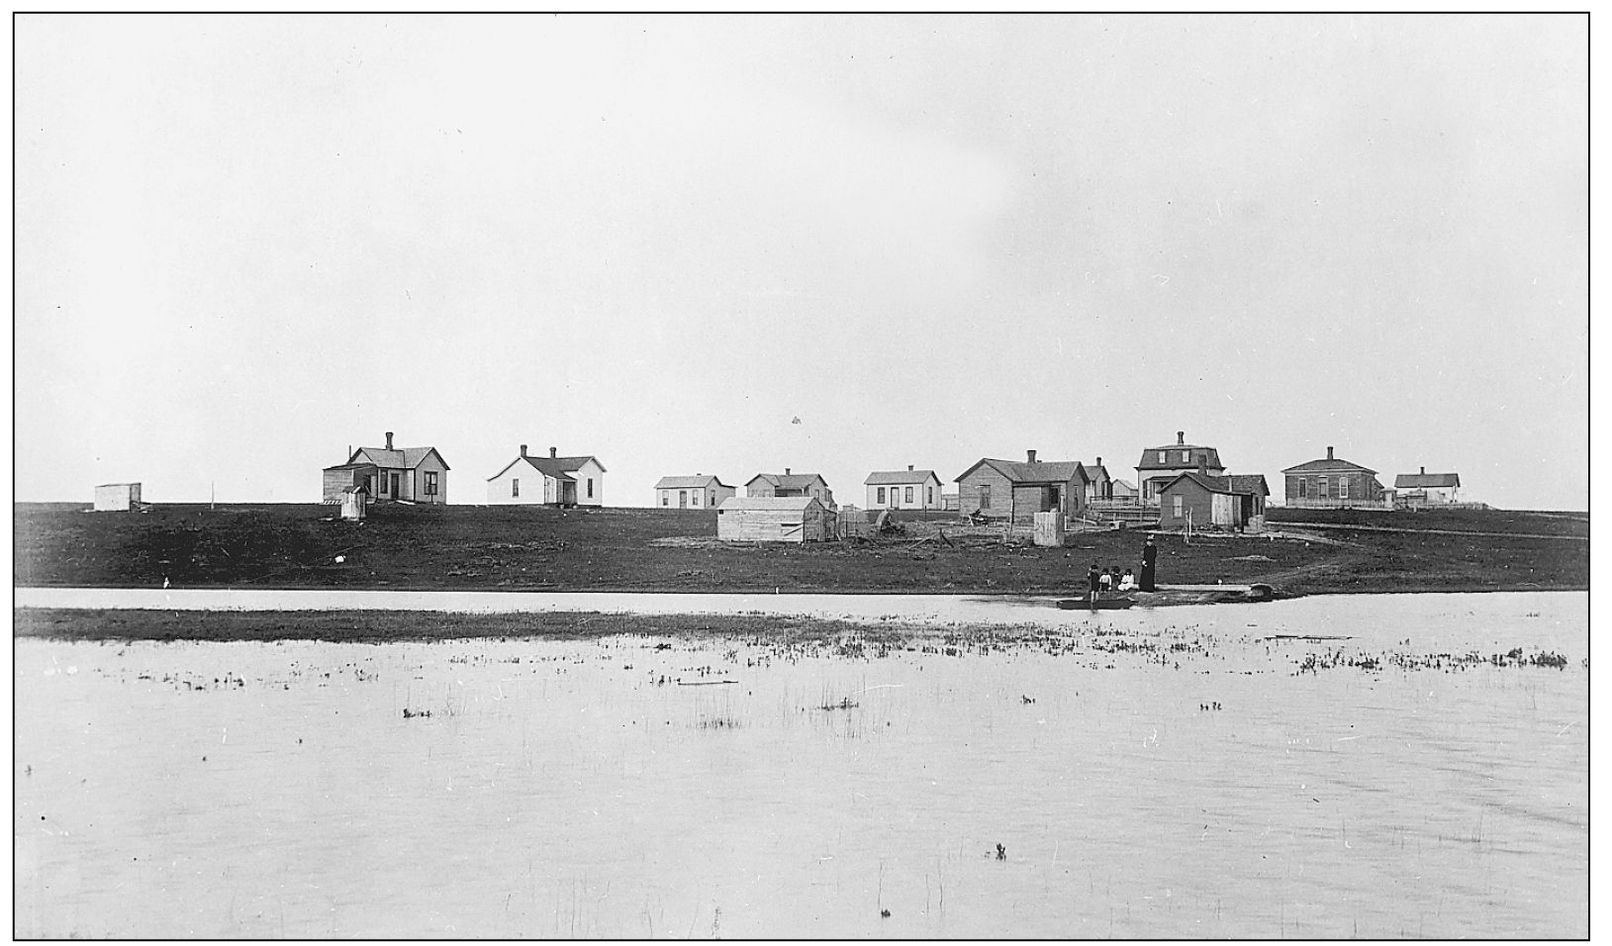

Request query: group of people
[{"left": 1085, "top": 537, "right": 1158, "bottom": 599}]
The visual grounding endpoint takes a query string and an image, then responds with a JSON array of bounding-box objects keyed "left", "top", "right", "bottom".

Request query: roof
[
  {"left": 747, "top": 472, "right": 828, "bottom": 489},
  {"left": 1282, "top": 457, "right": 1378, "bottom": 475},
  {"left": 1395, "top": 472, "right": 1460, "bottom": 488},
  {"left": 486, "top": 453, "right": 605, "bottom": 482},
  {"left": 1136, "top": 445, "right": 1223, "bottom": 472},
  {"left": 1081, "top": 462, "right": 1110, "bottom": 480},
  {"left": 350, "top": 445, "right": 451, "bottom": 471},
  {"left": 1159, "top": 472, "right": 1267, "bottom": 497},
  {"left": 718, "top": 496, "right": 824, "bottom": 512},
  {"left": 1111, "top": 478, "right": 1137, "bottom": 491},
  {"left": 864, "top": 469, "right": 941, "bottom": 486},
  {"left": 322, "top": 461, "right": 378, "bottom": 472},
  {"left": 955, "top": 458, "right": 1090, "bottom": 485},
  {"left": 655, "top": 475, "right": 730, "bottom": 489}
]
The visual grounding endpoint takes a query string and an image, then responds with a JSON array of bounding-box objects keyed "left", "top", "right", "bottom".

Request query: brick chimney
[
  {"left": 785, "top": 467, "right": 792, "bottom": 475},
  {"left": 1176, "top": 431, "right": 1185, "bottom": 445},
  {"left": 520, "top": 444, "right": 528, "bottom": 458},
  {"left": 1096, "top": 456, "right": 1103, "bottom": 469},
  {"left": 385, "top": 431, "right": 394, "bottom": 451},
  {"left": 1420, "top": 466, "right": 1426, "bottom": 475},
  {"left": 1027, "top": 449, "right": 1038, "bottom": 463},
  {"left": 907, "top": 464, "right": 914, "bottom": 471},
  {"left": 549, "top": 447, "right": 558, "bottom": 459},
  {"left": 1327, "top": 446, "right": 1335, "bottom": 461}
]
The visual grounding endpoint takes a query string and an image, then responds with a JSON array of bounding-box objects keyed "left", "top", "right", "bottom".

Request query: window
[
  {"left": 512, "top": 478, "right": 520, "bottom": 498},
  {"left": 1173, "top": 495, "right": 1184, "bottom": 518},
  {"left": 877, "top": 487, "right": 886, "bottom": 504},
  {"left": 1297, "top": 478, "right": 1307, "bottom": 499},
  {"left": 1338, "top": 477, "right": 1350, "bottom": 501},
  {"left": 692, "top": 492, "right": 700, "bottom": 506},
  {"left": 1182, "top": 451, "right": 1191, "bottom": 464},
  {"left": 927, "top": 486, "right": 934, "bottom": 504},
  {"left": 978, "top": 484, "right": 991, "bottom": 509},
  {"left": 661, "top": 492, "right": 669, "bottom": 507},
  {"left": 587, "top": 478, "right": 594, "bottom": 499},
  {"left": 904, "top": 487, "right": 914, "bottom": 504},
  {"left": 1157, "top": 451, "right": 1166, "bottom": 464},
  {"left": 423, "top": 471, "right": 438, "bottom": 496}
]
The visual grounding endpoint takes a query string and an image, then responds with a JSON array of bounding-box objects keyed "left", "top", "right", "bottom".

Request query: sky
[{"left": 14, "top": 14, "right": 1589, "bottom": 509}]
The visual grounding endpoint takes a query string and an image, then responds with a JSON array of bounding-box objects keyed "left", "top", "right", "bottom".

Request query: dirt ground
[{"left": 12, "top": 502, "right": 1587, "bottom": 597}]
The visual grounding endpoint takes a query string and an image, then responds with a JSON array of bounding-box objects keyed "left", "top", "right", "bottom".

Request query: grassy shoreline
[{"left": 14, "top": 503, "right": 1587, "bottom": 599}]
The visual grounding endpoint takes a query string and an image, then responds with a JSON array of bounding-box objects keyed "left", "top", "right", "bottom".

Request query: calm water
[{"left": 14, "top": 592, "right": 1587, "bottom": 938}]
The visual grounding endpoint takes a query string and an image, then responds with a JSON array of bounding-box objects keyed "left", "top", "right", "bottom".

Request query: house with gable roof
[
  {"left": 655, "top": 475, "right": 735, "bottom": 509},
  {"left": 322, "top": 431, "right": 449, "bottom": 505},
  {"left": 1393, "top": 467, "right": 1462, "bottom": 506},
  {"left": 1281, "top": 446, "right": 1385, "bottom": 508},
  {"left": 954, "top": 450, "right": 1090, "bottom": 526},
  {"left": 487, "top": 445, "right": 606, "bottom": 506},
  {"left": 746, "top": 469, "right": 835, "bottom": 509},
  {"left": 1158, "top": 467, "right": 1269, "bottom": 531},
  {"left": 864, "top": 465, "right": 944, "bottom": 509}
]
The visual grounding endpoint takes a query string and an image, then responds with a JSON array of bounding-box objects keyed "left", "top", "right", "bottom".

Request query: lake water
[{"left": 14, "top": 592, "right": 1587, "bottom": 938}]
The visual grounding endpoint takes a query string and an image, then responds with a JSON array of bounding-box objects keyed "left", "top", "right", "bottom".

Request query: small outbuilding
[
  {"left": 93, "top": 482, "right": 142, "bottom": 511},
  {"left": 717, "top": 496, "right": 830, "bottom": 543}
]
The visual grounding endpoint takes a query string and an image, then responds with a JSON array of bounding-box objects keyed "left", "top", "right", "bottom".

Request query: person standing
[
  {"left": 1086, "top": 562, "right": 1102, "bottom": 602},
  {"left": 1140, "top": 537, "right": 1158, "bottom": 592}
]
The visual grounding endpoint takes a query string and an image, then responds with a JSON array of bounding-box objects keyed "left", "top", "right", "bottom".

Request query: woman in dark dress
[{"left": 1140, "top": 537, "right": 1157, "bottom": 592}]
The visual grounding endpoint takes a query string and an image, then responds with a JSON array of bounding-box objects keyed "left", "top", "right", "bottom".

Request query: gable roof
[
  {"left": 747, "top": 472, "right": 828, "bottom": 490},
  {"left": 487, "top": 451, "right": 606, "bottom": 482},
  {"left": 1081, "top": 462, "right": 1111, "bottom": 481},
  {"left": 1395, "top": 472, "right": 1460, "bottom": 489},
  {"left": 1282, "top": 457, "right": 1378, "bottom": 475},
  {"left": 350, "top": 445, "right": 451, "bottom": 471},
  {"left": 718, "top": 496, "right": 824, "bottom": 512},
  {"left": 1159, "top": 471, "right": 1267, "bottom": 497},
  {"left": 865, "top": 469, "right": 941, "bottom": 486},
  {"left": 655, "top": 475, "right": 730, "bottom": 489},
  {"left": 955, "top": 458, "right": 1090, "bottom": 485}
]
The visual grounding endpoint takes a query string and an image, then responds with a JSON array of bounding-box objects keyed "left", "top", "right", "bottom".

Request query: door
[
  {"left": 389, "top": 473, "right": 401, "bottom": 498},
  {"left": 679, "top": 490, "right": 688, "bottom": 508}
]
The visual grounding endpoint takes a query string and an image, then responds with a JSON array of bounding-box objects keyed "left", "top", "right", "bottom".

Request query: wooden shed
[
  {"left": 717, "top": 496, "right": 830, "bottom": 543},
  {"left": 93, "top": 482, "right": 142, "bottom": 511}
]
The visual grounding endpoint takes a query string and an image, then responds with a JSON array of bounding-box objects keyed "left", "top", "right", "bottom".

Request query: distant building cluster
[{"left": 95, "top": 429, "right": 1470, "bottom": 546}]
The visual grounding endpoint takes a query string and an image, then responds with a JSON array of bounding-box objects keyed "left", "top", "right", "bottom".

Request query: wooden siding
[
  {"left": 956, "top": 465, "right": 1015, "bottom": 519},
  {"left": 486, "top": 465, "right": 560, "bottom": 505},
  {"left": 571, "top": 459, "right": 605, "bottom": 506},
  {"left": 717, "top": 506, "right": 829, "bottom": 542},
  {"left": 865, "top": 478, "right": 942, "bottom": 510},
  {"left": 658, "top": 485, "right": 736, "bottom": 509},
  {"left": 409, "top": 453, "right": 449, "bottom": 504}
]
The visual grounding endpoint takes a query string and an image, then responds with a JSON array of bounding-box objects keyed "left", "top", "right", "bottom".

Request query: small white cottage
[{"left": 654, "top": 475, "right": 735, "bottom": 510}]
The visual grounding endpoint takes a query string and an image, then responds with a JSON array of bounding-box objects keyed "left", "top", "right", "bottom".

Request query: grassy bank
[
  {"left": 12, "top": 607, "right": 936, "bottom": 644},
  {"left": 14, "top": 502, "right": 1587, "bottom": 597}
]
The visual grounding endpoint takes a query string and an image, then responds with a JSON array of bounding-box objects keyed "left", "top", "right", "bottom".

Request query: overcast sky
[{"left": 15, "top": 14, "right": 1588, "bottom": 509}]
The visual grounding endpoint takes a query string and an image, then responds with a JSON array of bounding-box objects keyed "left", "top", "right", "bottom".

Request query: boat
[{"left": 1056, "top": 596, "right": 1136, "bottom": 610}]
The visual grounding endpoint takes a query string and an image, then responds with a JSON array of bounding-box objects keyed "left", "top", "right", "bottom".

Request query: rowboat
[{"left": 1056, "top": 596, "right": 1136, "bottom": 610}]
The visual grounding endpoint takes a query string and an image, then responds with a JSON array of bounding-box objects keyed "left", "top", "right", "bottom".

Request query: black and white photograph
[{"left": 13, "top": 13, "right": 1589, "bottom": 939}]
